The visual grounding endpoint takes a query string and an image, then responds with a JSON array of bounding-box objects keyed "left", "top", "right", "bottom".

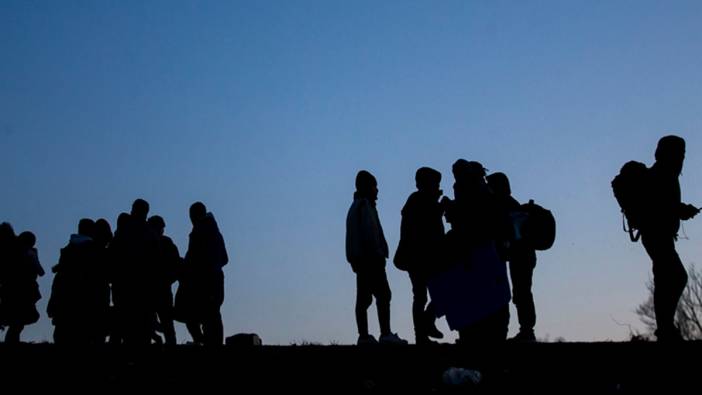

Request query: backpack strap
[{"left": 622, "top": 213, "right": 641, "bottom": 242}]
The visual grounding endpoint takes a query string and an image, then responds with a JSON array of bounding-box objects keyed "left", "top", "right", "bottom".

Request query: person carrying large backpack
[
  {"left": 614, "top": 135, "right": 699, "bottom": 342},
  {"left": 487, "top": 172, "right": 544, "bottom": 343}
]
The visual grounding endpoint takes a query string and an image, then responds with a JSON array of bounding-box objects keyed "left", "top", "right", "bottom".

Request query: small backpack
[
  {"left": 519, "top": 200, "right": 556, "bottom": 251},
  {"left": 611, "top": 161, "right": 649, "bottom": 242}
]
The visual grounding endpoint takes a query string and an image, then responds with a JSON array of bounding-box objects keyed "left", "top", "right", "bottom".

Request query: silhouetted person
[
  {"left": 395, "top": 167, "right": 445, "bottom": 344},
  {"left": 639, "top": 136, "right": 699, "bottom": 342},
  {"left": 346, "top": 170, "right": 407, "bottom": 345},
  {"left": 0, "top": 231, "right": 43, "bottom": 343},
  {"left": 175, "top": 202, "right": 228, "bottom": 345},
  {"left": 148, "top": 215, "right": 181, "bottom": 345},
  {"left": 442, "top": 160, "right": 510, "bottom": 343},
  {"left": 91, "top": 218, "right": 113, "bottom": 344},
  {"left": 48, "top": 219, "right": 99, "bottom": 344},
  {"left": 114, "top": 199, "right": 159, "bottom": 345},
  {"left": 107, "top": 212, "right": 131, "bottom": 344},
  {"left": 487, "top": 172, "right": 537, "bottom": 342},
  {"left": 0, "top": 222, "right": 17, "bottom": 334}
]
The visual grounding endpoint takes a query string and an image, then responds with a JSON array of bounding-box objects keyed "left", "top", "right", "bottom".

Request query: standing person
[
  {"left": 48, "top": 219, "right": 98, "bottom": 344},
  {"left": 0, "top": 222, "right": 17, "bottom": 334},
  {"left": 639, "top": 135, "right": 699, "bottom": 342},
  {"left": 91, "top": 218, "right": 113, "bottom": 344},
  {"left": 118, "top": 199, "right": 159, "bottom": 345},
  {"left": 1, "top": 231, "right": 43, "bottom": 343},
  {"left": 346, "top": 170, "right": 407, "bottom": 345},
  {"left": 176, "top": 202, "right": 228, "bottom": 346},
  {"left": 148, "top": 215, "right": 181, "bottom": 345},
  {"left": 394, "top": 167, "right": 445, "bottom": 344},
  {"left": 487, "top": 172, "right": 538, "bottom": 342},
  {"left": 439, "top": 160, "right": 510, "bottom": 344}
]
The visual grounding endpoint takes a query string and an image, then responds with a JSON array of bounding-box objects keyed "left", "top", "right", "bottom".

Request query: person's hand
[{"left": 680, "top": 204, "right": 700, "bottom": 220}]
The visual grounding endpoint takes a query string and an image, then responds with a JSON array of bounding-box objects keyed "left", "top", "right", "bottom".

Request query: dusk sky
[{"left": 2, "top": 0, "right": 702, "bottom": 344}]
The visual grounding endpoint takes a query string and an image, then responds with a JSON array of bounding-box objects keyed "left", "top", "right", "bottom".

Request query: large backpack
[
  {"left": 519, "top": 200, "right": 556, "bottom": 251},
  {"left": 611, "top": 161, "right": 649, "bottom": 242}
]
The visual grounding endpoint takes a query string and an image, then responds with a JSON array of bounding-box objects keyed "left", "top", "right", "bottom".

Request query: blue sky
[{"left": 2, "top": 0, "right": 702, "bottom": 344}]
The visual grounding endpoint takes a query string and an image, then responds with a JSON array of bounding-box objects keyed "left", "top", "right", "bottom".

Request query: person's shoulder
[{"left": 402, "top": 192, "right": 422, "bottom": 211}]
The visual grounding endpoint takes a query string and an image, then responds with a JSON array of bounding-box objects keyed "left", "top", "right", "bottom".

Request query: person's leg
[
  {"left": 643, "top": 234, "right": 688, "bottom": 339},
  {"left": 158, "top": 291, "right": 177, "bottom": 345},
  {"left": 186, "top": 321, "right": 204, "bottom": 344},
  {"left": 424, "top": 302, "right": 442, "bottom": 338},
  {"left": 409, "top": 271, "right": 428, "bottom": 342},
  {"left": 509, "top": 254, "right": 536, "bottom": 337},
  {"left": 355, "top": 271, "right": 373, "bottom": 337},
  {"left": 372, "top": 268, "right": 392, "bottom": 336},
  {"left": 203, "top": 310, "right": 224, "bottom": 346},
  {"left": 5, "top": 325, "right": 24, "bottom": 344}
]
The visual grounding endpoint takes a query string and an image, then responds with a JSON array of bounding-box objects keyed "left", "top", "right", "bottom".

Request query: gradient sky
[{"left": 2, "top": 0, "right": 702, "bottom": 344}]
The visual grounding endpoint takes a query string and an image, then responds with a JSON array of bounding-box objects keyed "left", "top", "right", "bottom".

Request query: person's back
[{"left": 398, "top": 191, "right": 445, "bottom": 270}]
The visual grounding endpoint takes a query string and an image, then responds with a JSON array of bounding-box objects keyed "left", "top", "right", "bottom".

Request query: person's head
[
  {"left": 190, "top": 202, "right": 207, "bottom": 225},
  {"left": 17, "top": 231, "right": 36, "bottom": 250},
  {"left": 415, "top": 167, "right": 442, "bottom": 198},
  {"left": 148, "top": 215, "right": 166, "bottom": 236},
  {"left": 94, "top": 218, "right": 113, "bottom": 246},
  {"left": 0, "top": 222, "right": 16, "bottom": 244},
  {"left": 116, "top": 212, "right": 131, "bottom": 231},
  {"left": 452, "top": 159, "right": 487, "bottom": 185},
  {"left": 131, "top": 198, "right": 150, "bottom": 222},
  {"left": 655, "top": 135, "right": 686, "bottom": 175},
  {"left": 486, "top": 172, "right": 511, "bottom": 197},
  {"left": 78, "top": 218, "right": 96, "bottom": 238},
  {"left": 355, "top": 170, "right": 378, "bottom": 201}
]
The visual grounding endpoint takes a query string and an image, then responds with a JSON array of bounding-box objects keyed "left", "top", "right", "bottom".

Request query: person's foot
[
  {"left": 379, "top": 333, "right": 408, "bottom": 345},
  {"left": 415, "top": 337, "right": 439, "bottom": 346},
  {"left": 357, "top": 334, "right": 378, "bottom": 346},
  {"left": 426, "top": 321, "right": 444, "bottom": 339},
  {"left": 655, "top": 328, "right": 684, "bottom": 343},
  {"left": 508, "top": 330, "right": 536, "bottom": 343}
]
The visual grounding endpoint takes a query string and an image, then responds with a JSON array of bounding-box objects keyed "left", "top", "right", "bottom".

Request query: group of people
[
  {"left": 1, "top": 135, "right": 698, "bottom": 345},
  {"left": 0, "top": 200, "right": 228, "bottom": 345},
  {"left": 346, "top": 161, "right": 541, "bottom": 345},
  {"left": 345, "top": 134, "right": 699, "bottom": 345}
]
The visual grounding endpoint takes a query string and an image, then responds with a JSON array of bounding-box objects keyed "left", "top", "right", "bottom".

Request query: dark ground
[{"left": 0, "top": 341, "right": 699, "bottom": 393}]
